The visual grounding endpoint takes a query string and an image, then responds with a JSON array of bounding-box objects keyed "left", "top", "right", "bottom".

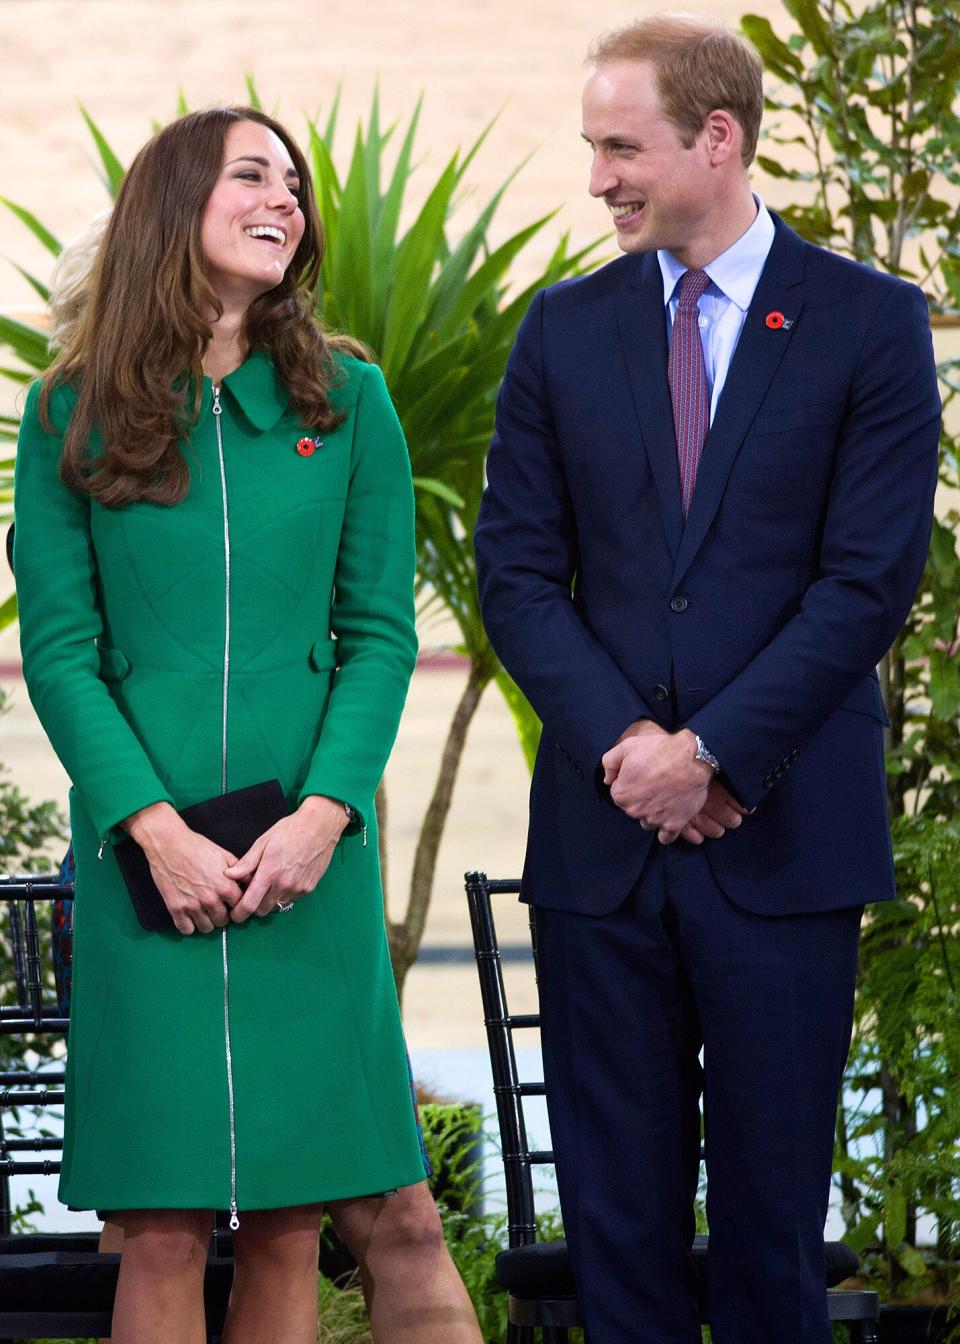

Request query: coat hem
[{"left": 61, "top": 1164, "right": 429, "bottom": 1214}]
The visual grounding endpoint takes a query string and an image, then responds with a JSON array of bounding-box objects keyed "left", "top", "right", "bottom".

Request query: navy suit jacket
[{"left": 475, "top": 216, "right": 941, "bottom": 917}]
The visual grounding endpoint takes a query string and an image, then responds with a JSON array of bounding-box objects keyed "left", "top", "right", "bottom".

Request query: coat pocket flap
[
  {"left": 751, "top": 400, "right": 842, "bottom": 436},
  {"left": 839, "top": 674, "right": 889, "bottom": 726},
  {"left": 308, "top": 638, "right": 338, "bottom": 673},
  {"left": 98, "top": 645, "right": 131, "bottom": 682}
]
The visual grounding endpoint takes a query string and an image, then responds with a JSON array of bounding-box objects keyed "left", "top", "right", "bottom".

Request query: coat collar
[{"left": 198, "top": 347, "right": 290, "bottom": 431}]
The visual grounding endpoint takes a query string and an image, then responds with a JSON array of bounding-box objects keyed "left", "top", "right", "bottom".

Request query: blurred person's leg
[{"left": 329, "top": 1181, "right": 483, "bottom": 1342}]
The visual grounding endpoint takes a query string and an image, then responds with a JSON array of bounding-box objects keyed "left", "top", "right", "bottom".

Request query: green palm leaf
[
  {"left": 0, "top": 366, "right": 34, "bottom": 386},
  {"left": 0, "top": 314, "right": 50, "bottom": 372},
  {"left": 8, "top": 263, "right": 51, "bottom": 305},
  {"left": 380, "top": 153, "right": 460, "bottom": 378},
  {"left": 244, "top": 74, "right": 263, "bottom": 112},
  {"left": 412, "top": 476, "right": 465, "bottom": 507},
  {"left": 78, "top": 104, "right": 126, "bottom": 196},
  {"left": 372, "top": 95, "right": 423, "bottom": 287},
  {"left": 329, "top": 125, "right": 375, "bottom": 339},
  {"left": 0, "top": 199, "right": 62, "bottom": 257}
]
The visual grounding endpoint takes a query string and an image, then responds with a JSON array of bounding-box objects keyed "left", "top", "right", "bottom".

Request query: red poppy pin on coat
[
  {"left": 296, "top": 437, "right": 322, "bottom": 456},
  {"left": 765, "top": 310, "right": 794, "bottom": 331}
]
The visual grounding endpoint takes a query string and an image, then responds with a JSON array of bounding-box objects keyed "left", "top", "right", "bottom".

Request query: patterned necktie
[{"left": 668, "top": 268, "right": 711, "bottom": 517}]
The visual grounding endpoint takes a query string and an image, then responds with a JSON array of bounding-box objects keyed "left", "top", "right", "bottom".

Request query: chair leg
[
  {"left": 506, "top": 1321, "right": 536, "bottom": 1344},
  {"left": 541, "top": 1329, "right": 568, "bottom": 1343},
  {"left": 853, "top": 1322, "right": 879, "bottom": 1344}
]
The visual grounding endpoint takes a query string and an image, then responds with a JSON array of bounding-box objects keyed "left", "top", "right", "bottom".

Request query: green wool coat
[{"left": 13, "top": 351, "right": 426, "bottom": 1214}]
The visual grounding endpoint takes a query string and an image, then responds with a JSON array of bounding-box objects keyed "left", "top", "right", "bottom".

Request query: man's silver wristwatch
[{"left": 693, "top": 734, "right": 721, "bottom": 774}]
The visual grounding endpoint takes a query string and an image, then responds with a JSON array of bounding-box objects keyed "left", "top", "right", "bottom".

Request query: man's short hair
[{"left": 588, "top": 14, "right": 764, "bottom": 167}]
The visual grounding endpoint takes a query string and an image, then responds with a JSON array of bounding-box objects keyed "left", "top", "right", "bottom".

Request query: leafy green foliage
[
  {"left": 0, "top": 690, "right": 68, "bottom": 875},
  {"left": 742, "top": 0, "right": 960, "bottom": 274},
  {"left": 840, "top": 817, "right": 960, "bottom": 1304},
  {"left": 315, "top": 1273, "right": 372, "bottom": 1343}
]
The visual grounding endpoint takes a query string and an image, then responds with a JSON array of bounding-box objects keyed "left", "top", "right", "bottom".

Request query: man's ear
[{"left": 703, "top": 108, "right": 740, "bottom": 166}]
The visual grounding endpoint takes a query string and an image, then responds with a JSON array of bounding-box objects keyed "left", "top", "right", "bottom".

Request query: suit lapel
[
  {"left": 616, "top": 252, "right": 683, "bottom": 560},
  {"left": 670, "top": 218, "right": 806, "bottom": 589}
]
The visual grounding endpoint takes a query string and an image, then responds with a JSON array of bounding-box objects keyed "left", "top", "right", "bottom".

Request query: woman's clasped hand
[
  {"left": 126, "top": 795, "right": 350, "bottom": 933},
  {"left": 225, "top": 794, "right": 349, "bottom": 921}
]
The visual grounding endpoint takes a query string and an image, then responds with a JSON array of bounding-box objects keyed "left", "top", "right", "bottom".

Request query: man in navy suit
[{"left": 474, "top": 15, "right": 941, "bottom": 1343}]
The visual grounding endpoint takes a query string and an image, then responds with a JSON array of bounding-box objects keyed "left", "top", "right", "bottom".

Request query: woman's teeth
[{"left": 244, "top": 225, "right": 286, "bottom": 244}]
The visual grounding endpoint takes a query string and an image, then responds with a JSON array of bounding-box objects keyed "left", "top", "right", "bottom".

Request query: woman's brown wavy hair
[{"left": 42, "top": 106, "right": 367, "bottom": 507}]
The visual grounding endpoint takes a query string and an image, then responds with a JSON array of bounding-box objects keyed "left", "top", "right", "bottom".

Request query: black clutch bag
[{"left": 114, "top": 779, "right": 291, "bottom": 932}]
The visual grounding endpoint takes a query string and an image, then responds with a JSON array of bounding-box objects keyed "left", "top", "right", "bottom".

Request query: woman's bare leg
[
  {"left": 223, "top": 1203, "right": 324, "bottom": 1344},
  {"left": 328, "top": 1182, "right": 482, "bottom": 1343},
  {"left": 110, "top": 1208, "right": 212, "bottom": 1344}
]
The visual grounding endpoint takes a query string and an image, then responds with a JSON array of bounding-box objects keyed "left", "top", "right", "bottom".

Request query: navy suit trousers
[{"left": 535, "top": 842, "right": 862, "bottom": 1344}]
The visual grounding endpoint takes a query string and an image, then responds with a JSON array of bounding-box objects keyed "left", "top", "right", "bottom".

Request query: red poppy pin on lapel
[
  {"left": 296, "top": 437, "right": 322, "bottom": 456},
  {"left": 765, "top": 311, "right": 794, "bottom": 331}
]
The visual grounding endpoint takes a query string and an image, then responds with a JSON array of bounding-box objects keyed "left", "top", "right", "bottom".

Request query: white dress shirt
[{"left": 658, "top": 196, "right": 776, "bottom": 424}]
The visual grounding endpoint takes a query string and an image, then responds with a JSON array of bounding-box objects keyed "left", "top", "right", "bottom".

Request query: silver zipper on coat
[{"left": 213, "top": 385, "right": 240, "bottom": 1232}]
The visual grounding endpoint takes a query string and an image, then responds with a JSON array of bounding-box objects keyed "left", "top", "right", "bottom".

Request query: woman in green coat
[{"left": 14, "top": 106, "right": 479, "bottom": 1344}]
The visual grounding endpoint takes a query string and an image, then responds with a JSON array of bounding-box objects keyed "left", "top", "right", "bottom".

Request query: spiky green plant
[{"left": 0, "top": 90, "right": 603, "bottom": 1001}]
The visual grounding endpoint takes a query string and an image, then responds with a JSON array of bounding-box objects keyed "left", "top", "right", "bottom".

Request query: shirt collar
[{"left": 658, "top": 195, "right": 776, "bottom": 312}]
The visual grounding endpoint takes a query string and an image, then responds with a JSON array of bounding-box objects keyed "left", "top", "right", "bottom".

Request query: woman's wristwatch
[{"left": 341, "top": 800, "right": 367, "bottom": 846}]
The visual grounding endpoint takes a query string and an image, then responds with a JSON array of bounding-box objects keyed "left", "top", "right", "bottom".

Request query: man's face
[{"left": 581, "top": 59, "right": 713, "bottom": 256}]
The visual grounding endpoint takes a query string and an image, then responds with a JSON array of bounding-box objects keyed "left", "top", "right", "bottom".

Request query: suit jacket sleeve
[
  {"left": 297, "top": 362, "right": 418, "bottom": 825},
  {"left": 476, "top": 289, "right": 655, "bottom": 775},
  {"left": 687, "top": 280, "right": 941, "bottom": 808},
  {"left": 13, "top": 380, "right": 174, "bottom": 842}
]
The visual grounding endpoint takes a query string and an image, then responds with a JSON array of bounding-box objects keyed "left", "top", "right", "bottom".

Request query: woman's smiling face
[{"left": 199, "top": 119, "right": 306, "bottom": 309}]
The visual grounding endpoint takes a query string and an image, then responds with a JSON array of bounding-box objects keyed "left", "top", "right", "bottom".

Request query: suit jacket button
[
  {"left": 654, "top": 683, "right": 669, "bottom": 702},
  {"left": 670, "top": 596, "right": 689, "bottom": 613}
]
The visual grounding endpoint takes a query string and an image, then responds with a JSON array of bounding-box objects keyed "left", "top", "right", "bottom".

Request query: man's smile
[{"left": 608, "top": 201, "right": 646, "bottom": 226}]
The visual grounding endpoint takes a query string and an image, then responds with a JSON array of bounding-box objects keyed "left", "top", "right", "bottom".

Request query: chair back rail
[{"left": 464, "top": 870, "right": 544, "bottom": 1249}]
